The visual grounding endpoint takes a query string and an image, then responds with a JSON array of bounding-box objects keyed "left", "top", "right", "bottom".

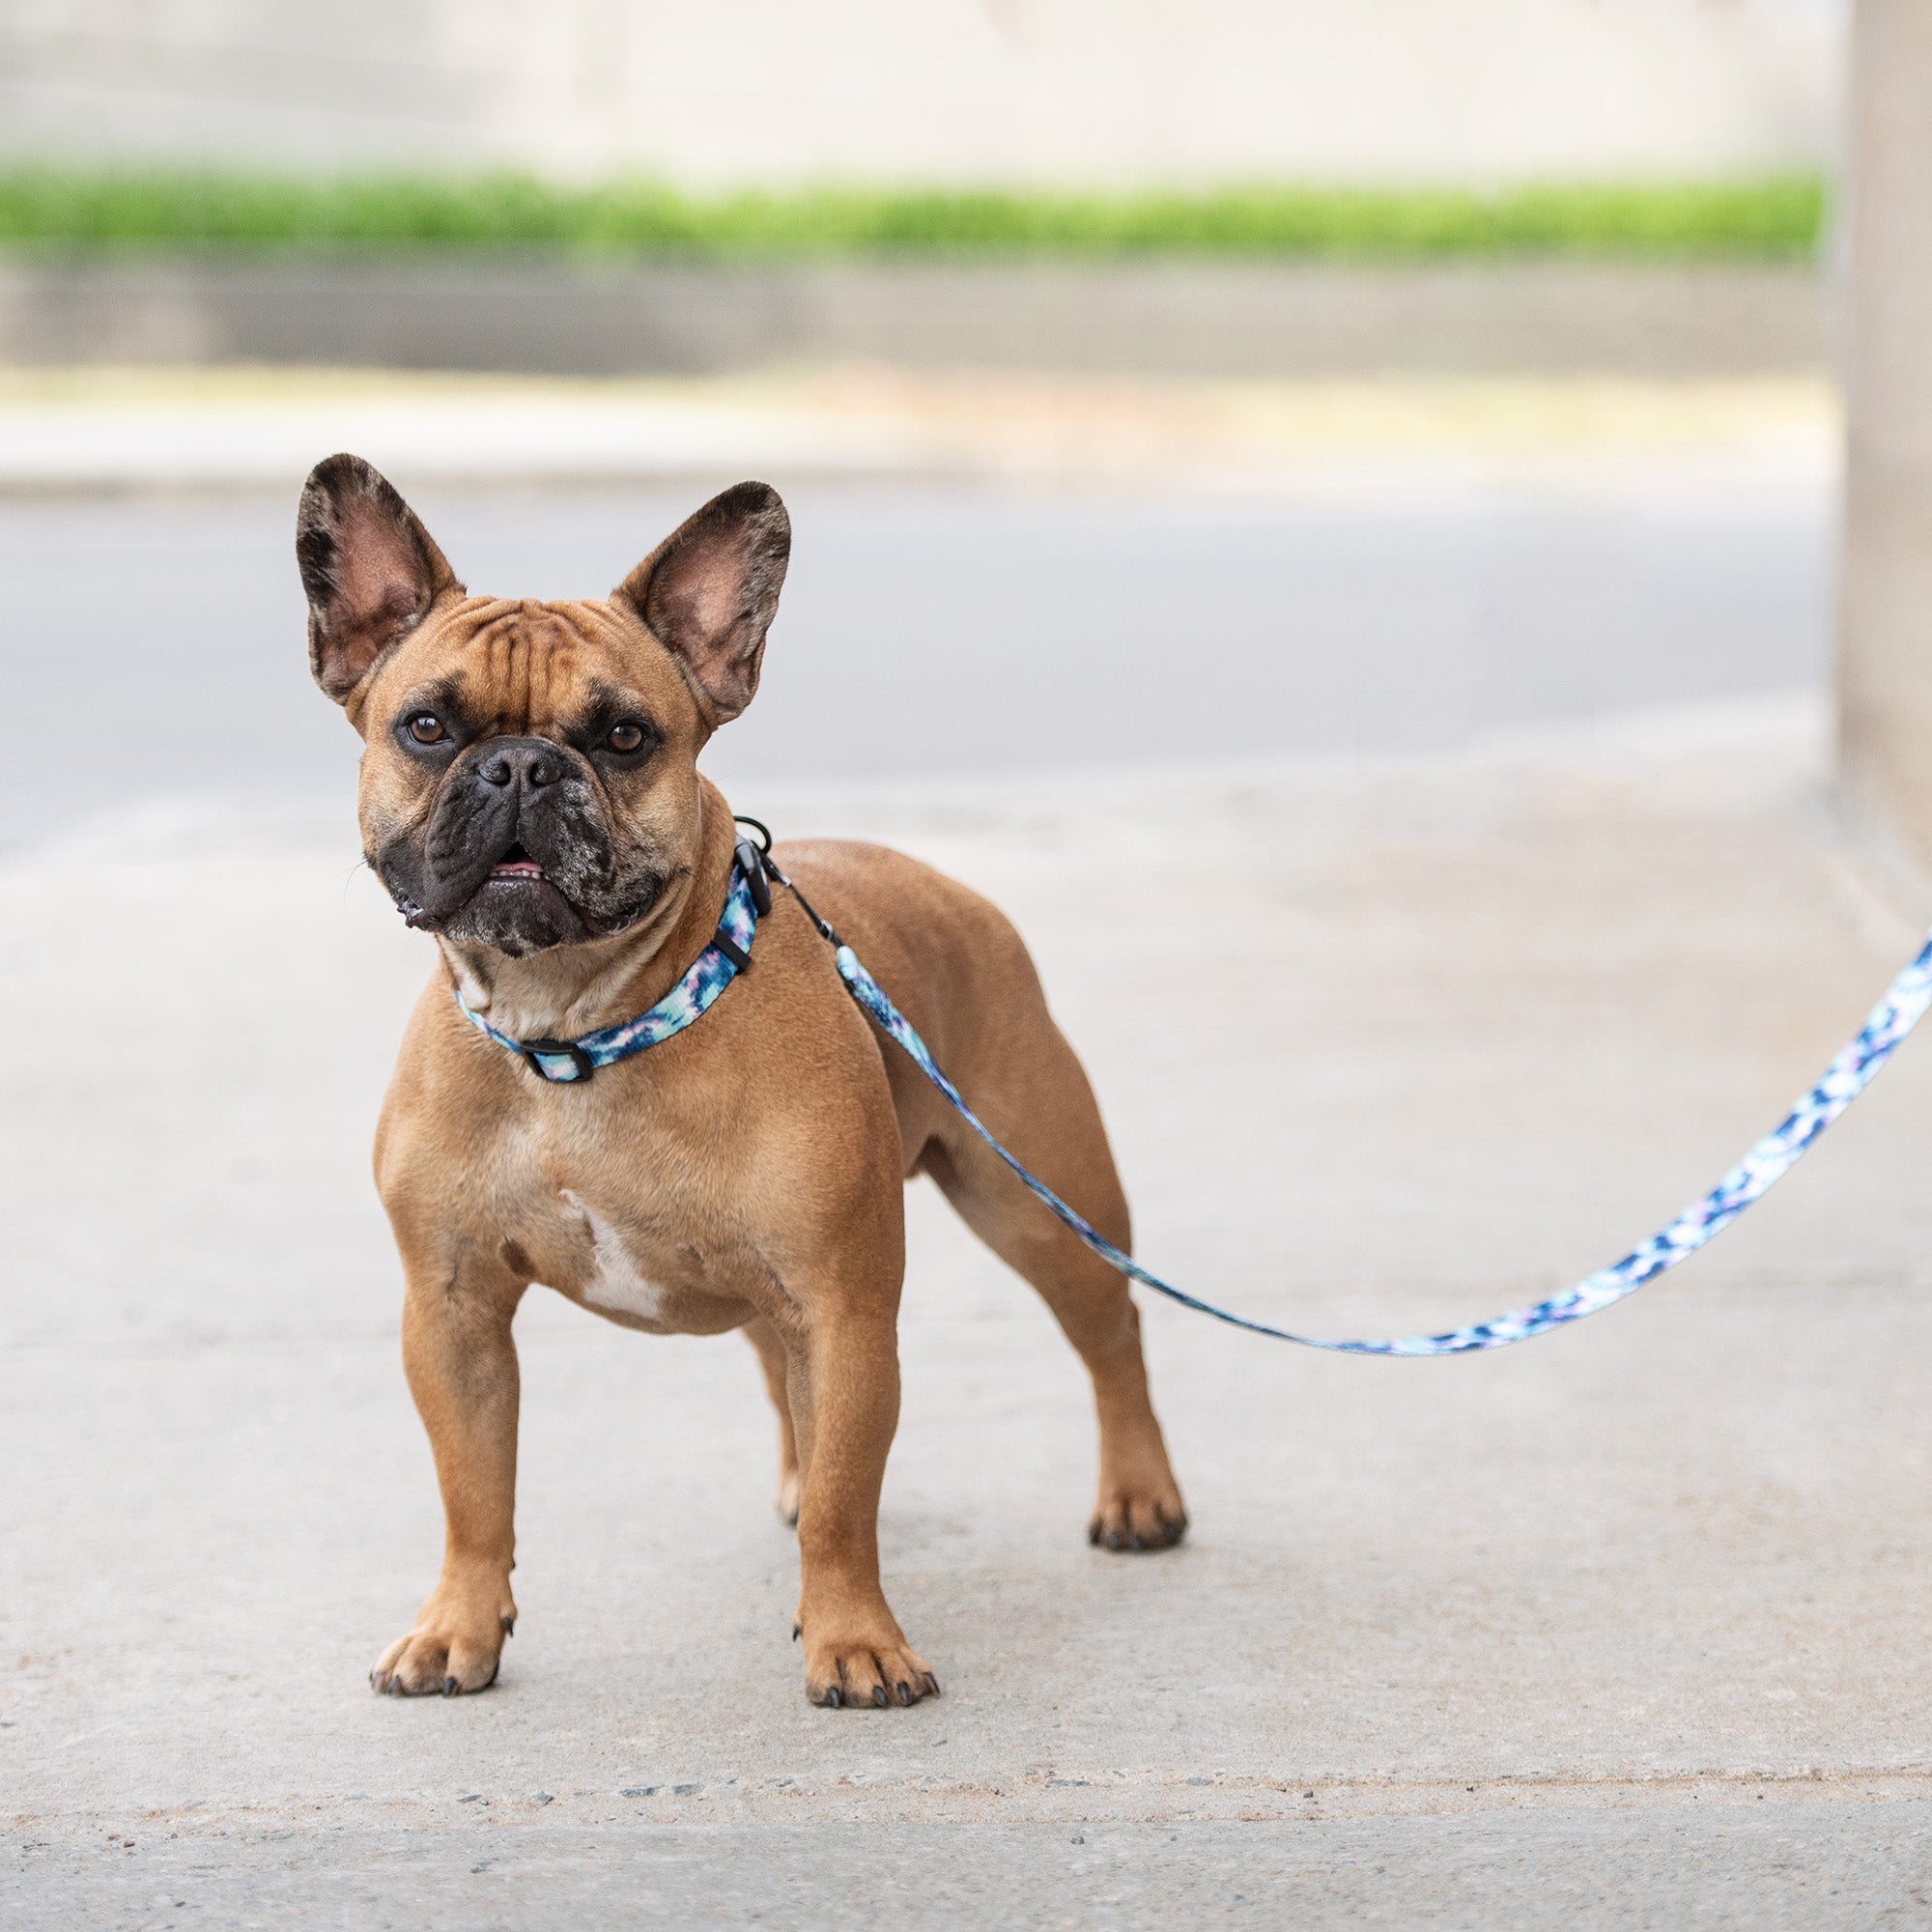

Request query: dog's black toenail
[
  {"left": 824, "top": 1687, "right": 842, "bottom": 1708},
  {"left": 897, "top": 1682, "right": 912, "bottom": 1706},
  {"left": 1088, "top": 1522, "right": 1101, "bottom": 1545},
  {"left": 872, "top": 1685, "right": 889, "bottom": 1707},
  {"left": 924, "top": 1673, "right": 942, "bottom": 1696},
  {"left": 792, "top": 1622, "right": 802, "bottom": 1641},
  {"left": 1165, "top": 1520, "right": 1185, "bottom": 1545},
  {"left": 1107, "top": 1530, "right": 1125, "bottom": 1550},
  {"left": 501, "top": 1615, "right": 515, "bottom": 1637},
  {"left": 1130, "top": 1533, "right": 1147, "bottom": 1550},
  {"left": 443, "top": 1677, "right": 459, "bottom": 1696}
]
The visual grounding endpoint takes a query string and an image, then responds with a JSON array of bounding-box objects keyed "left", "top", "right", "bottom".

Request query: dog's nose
[{"left": 476, "top": 740, "right": 562, "bottom": 791}]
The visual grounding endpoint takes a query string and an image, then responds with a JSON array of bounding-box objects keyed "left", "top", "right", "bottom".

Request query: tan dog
[{"left": 298, "top": 454, "right": 1187, "bottom": 1709}]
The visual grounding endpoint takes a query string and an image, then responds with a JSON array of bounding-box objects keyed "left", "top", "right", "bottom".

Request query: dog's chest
[
  {"left": 482, "top": 1108, "right": 757, "bottom": 1335},
  {"left": 557, "top": 1189, "right": 671, "bottom": 1322}
]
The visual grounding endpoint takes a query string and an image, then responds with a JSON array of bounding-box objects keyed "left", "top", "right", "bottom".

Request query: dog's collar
[{"left": 455, "top": 846, "right": 764, "bottom": 1084}]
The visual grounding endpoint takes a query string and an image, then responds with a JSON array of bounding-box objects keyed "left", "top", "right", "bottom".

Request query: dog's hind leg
[
  {"left": 919, "top": 1031, "right": 1188, "bottom": 1553},
  {"left": 743, "top": 1316, "right": 801, "bottom": 1526}
]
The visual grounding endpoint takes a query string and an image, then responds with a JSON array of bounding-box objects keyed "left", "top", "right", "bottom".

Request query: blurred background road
[{"left": 0, "top": 456, "right": 1833, "bottom": 838}]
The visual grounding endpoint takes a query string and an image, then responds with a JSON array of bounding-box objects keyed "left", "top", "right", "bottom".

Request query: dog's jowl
[{"left": 298, "top": 454, "right": 1187, "bottom": 1709}]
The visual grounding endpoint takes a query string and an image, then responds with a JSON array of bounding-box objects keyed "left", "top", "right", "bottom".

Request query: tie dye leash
[{"left": 744, "top": 821, "right": 1932, "bottom": 1358}]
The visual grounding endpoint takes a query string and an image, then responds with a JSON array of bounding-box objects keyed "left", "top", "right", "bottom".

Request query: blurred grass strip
[{"left": 0, "top": 169, "right": 1827, "bottom": 260}]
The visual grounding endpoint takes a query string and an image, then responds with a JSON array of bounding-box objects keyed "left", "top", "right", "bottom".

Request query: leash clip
[
  {"left": 734, "top": 836, "right": 773, "bottom": 918},
  {"left": 733, "top": 815, "right": 774, "bottom": 917}
]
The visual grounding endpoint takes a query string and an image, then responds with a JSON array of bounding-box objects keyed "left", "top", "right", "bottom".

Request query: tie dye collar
[{"left": 456, "top": 853, "right": 761, "bottom": 1084}]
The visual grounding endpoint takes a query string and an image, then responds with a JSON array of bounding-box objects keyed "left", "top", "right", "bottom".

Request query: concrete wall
[
  {"left": 0, "top": 1, "right": 1844, "bottom": 185},
  {"left": 1837, "top": 0, "right": 1932, "bottom": 867},
  {"left": 0, "top": 259, "right": 1826, "bottom": 380}
]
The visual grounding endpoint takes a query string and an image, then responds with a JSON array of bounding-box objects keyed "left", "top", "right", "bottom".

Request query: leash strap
[
  {"left": 449, "top": 812, "right": 1932, "bottom": 1355},
  {"left": 759, "top": 838, "right": 1932, "bottom": 1355}
]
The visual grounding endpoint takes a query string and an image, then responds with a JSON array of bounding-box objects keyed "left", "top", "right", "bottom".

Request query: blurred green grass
[{"left": 0, "top": 170, "right": 1827, "bottom": 260}]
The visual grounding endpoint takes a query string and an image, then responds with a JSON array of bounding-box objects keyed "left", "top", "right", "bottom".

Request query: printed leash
[{"left": 749, "top": 827, "right": 1932, "bottom": 1357}]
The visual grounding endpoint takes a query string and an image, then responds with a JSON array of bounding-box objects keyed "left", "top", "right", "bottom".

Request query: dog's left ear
[
  {"left": 615, "top": 481, "right": 791, "bottom": 725},
  {"left": 297, "top": 453, "right": 463, "bottom": 706}
]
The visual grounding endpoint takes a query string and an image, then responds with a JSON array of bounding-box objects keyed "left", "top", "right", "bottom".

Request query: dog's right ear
[{"left": 297, "top": 454, "right": 462, "bottom": 706}]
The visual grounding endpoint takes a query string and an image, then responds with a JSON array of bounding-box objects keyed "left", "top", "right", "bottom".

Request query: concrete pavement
[{"left": 7, "top": 695, "right": 1932, "bottom": 1923}]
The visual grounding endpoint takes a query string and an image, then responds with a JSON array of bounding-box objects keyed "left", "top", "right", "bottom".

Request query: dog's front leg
[
  {"left": 371, "top": 1254, "right": 526, "bottom": 1696},
  {"left": 785, "top": 1304, "right": 938, "bottom": 1709}
]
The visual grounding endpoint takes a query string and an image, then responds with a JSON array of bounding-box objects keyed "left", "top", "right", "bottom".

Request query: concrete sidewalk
[
  {"left": 7, "top": 698, "right": 1932, "bottom": 1925},
  {"left": 0, "top": 365, "right": 1835, "bottom": 496}
]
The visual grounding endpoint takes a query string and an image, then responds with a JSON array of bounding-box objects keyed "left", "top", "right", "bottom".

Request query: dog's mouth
[
  {"left": 476, "top": 839, "right": 580, "bottom": 924},
  {"left": 383, "top": 828, "right": 662, "bottom": 953},
  {"left": 428, "top": 837, "right": 593, "bottom": 954},
  {"left": 488, "top": 841, "right": 548, "bottom": 882}
]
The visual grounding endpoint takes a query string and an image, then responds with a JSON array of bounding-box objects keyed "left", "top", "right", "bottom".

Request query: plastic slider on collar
[{"left": 519, "top": 1037, "right": 597, "bottom": 1083}]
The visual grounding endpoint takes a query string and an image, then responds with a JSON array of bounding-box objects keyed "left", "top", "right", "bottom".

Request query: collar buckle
[{"left": 519, "top": 1037, "right": 597, "bottom": 1084}]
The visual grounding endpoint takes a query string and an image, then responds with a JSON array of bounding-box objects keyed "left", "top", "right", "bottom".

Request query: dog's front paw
[
  {"left": 800, "top": 1623, "right": 939, "bottom": 1710},
  {"left": 371, "top": 1582, "right": 516, "bottom": 1696},
  {"left": 1089, "top": 1473, "right": 1188, "bottom": 1552}
]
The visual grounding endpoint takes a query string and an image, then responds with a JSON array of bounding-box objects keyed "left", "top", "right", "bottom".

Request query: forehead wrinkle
[
  {"left": 413, "top": 599, "right": 646, "bottom": 738},
  {"left": 440, "top": 606, "right": 521, "bottom": 732},
  {"left": 452, "top": 595, "right": 516, "bottom": 625},
  {"left": 539, "top": 602, "right": 641, "bottom": 723},
  {"left": 523, "top": 607, "right": 585, "bottom": 734},
  {"left": 454, "top": 605, "right": 587, "bottom": 736},
  {"left": 530, "top": 607, "right": 581, "bottom": 732}
]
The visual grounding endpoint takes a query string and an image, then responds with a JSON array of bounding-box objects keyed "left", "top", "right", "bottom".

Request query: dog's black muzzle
[{"left": 381, "top": 736, "right": 617, "bottom": 952}]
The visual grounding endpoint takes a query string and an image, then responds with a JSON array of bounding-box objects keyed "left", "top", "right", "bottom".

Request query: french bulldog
[{"left": 298, "top": 453, "right": 1186, "bottom": 1708}]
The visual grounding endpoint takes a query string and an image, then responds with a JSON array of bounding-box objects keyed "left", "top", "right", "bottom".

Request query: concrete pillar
[{"left": 1839, "top": 0, "right": 1932, "bottom": 867}]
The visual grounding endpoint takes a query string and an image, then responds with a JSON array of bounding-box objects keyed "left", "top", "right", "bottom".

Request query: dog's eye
[
  {"left": 606, "top": 722, "right": 646, "bottom": 753},
  {"left": 407, "top": 714, "right": 445, "bottom": 745}
]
